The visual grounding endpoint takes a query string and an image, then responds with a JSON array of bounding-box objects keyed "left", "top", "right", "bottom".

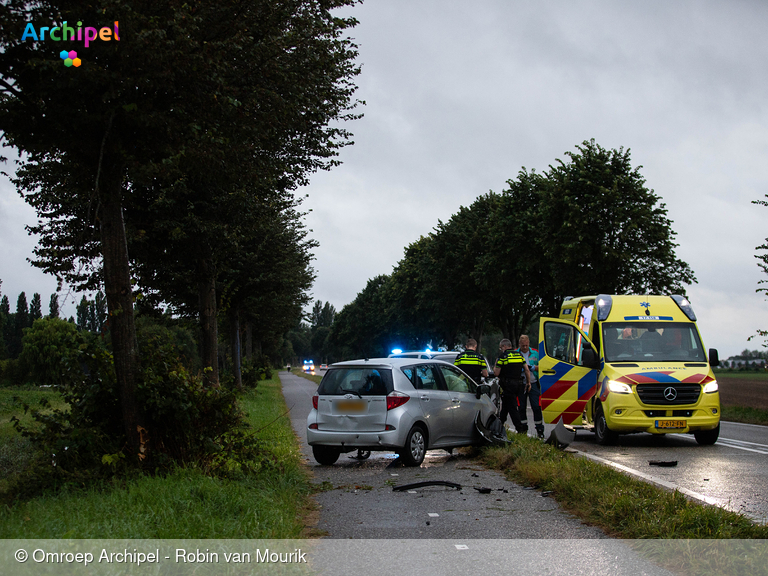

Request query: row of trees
[
  {"left": 0, "top": 0, "right": 361, "bottom": 463},
  {"left": 328, "top": 141, "right": 696, "bottom": 359},
  {"left": 284, "top": 299, "right": 337, "bottom": 365}
]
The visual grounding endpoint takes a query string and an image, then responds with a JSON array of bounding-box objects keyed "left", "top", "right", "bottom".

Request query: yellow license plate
[
  {"left": 336, "top": 400, "right": 365, "bottom": 413},
  {"left": 655, "top": 419, "right": 686, "bottom": 429}
]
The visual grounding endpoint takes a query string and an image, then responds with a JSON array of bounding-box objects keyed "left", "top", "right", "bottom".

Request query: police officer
[
  {"left": 453, "top": 338, "right": 488, "bottom": 385},
  {"left": 494, "top": 338, "right": 531, "bottom": 433},
  {"left": 515, "top": 334, "right": 545, "bottom": 438}
]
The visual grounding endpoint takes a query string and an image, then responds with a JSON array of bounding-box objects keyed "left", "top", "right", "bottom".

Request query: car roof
[{"left": 330, "top": 357, "right": 453, "bottom": 368}]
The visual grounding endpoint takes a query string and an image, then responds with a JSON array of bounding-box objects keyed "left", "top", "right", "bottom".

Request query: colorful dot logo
[{"left": 59, "top": 49, "right": 81, "bottom": 67}]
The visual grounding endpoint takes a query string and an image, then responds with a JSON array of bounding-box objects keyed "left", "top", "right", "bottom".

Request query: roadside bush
[
  {"left": 18, "top": 318, "right": 89, "bottom": 386},
  {"left": 241, "top": 354, "right": 272, "bottom": 388},
  {"left": 0, "top": 358, "right": 27, "bottom": 386},
  {"left": 8, "top": 320, "right": 267, "bottom": 500}
]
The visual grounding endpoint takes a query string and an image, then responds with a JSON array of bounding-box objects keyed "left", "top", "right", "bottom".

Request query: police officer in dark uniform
[
  {"left": 453, "top": 338, "right": 488, "bottom": 385},
  {"left": 494, "top": 338, "right": 531, "bottom": 433}
]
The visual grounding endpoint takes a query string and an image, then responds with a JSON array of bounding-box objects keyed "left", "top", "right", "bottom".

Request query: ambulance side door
[{"left": 537, "top": 317, "right": 600, "bottom": 425}]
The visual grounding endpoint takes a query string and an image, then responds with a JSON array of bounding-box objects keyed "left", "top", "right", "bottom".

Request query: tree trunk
[
  {"left": 198, "top": 259, "right": 219, "bottom": 387},
  {"left": 244, "top": 321, "right": 253, "bottom": 361},
  {"left": 230, "top": 308, "right": 242, "bottom": 390},
  {"left": 98, "top": 185, "right": 148, "bottom": 463}
]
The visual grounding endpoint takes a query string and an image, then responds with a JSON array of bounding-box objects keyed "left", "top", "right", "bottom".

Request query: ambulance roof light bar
[
  {"left": 595, "top": 294, "right": 613, "bottom": 321},
  {"left": 671, "top": 295, "right": 697, "bottom": 321}
]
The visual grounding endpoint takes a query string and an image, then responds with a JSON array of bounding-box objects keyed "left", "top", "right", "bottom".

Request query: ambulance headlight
[
  {"left": 703, "top": 380, "right": 718, "bottom": 394},
  {"left": 607, "top": 380, "right": 632, "bottom": 394}
]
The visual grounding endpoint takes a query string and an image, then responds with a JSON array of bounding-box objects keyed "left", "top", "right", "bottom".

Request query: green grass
[
  {"left": 0, "top": 375, "right": 313, "bottom": 538},
  {"left": 713, "top": 370, "right": 768, "bottom": 380},
  {"left": 721, "top": 405, "right": 768, "bottom": 426},
  {"left": 481, "top": 435, "right": 768, "bottom": 573},
  {"left": 292, "top": 367, "right": 322, "bottom": 385},
  {"left": 0, "top": 387, "right": 68, "bottom": 439},
  {"left": 481, "top": 435, "right": 768, "bottom": 538}
]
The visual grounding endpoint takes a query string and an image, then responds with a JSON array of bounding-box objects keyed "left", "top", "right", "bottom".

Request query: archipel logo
[
  {"left": 22, "top": 21, "right": 120, "bottom": 66},
  {"left": 60, "top": 50, "right": 81, "bottom": 68}
]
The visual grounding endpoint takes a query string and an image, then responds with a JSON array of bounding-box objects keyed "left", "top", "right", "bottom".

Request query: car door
[
  {"left": 436, "top": 363, "right": 486, "bottom": 443},
  {"left": 538, "top": 317, "right": 599, "bottom": 425},
  {"left": 401, "top": 364, "right": 453, "bottom": 446}
]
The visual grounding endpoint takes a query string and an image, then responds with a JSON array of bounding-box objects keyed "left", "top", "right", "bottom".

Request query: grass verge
[
  {"left": 721, "top": 405, "right": 768, "bottom": 426},
  {"left": 481, "top": 435, "right": 768, "bottom": 538},
  {"left": 482, "top": 435, "right": 768, "bottom": 573},
  {"left": 0, "top": 375, "right": 312, "bottom": 538}
]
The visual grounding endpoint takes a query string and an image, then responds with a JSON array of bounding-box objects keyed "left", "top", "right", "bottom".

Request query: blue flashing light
[{"left": 391, "top": 348, "right": 403, "bottom": 355}]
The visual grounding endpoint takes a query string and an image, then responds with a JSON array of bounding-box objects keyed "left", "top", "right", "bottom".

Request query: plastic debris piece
[{"left": 392, "top": 480, "right": 462, "bottom": 491}]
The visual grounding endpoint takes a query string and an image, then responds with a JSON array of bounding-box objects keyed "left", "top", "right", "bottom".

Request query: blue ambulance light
[
  {"left": 596, "top": 294, "right": 613, "bottom": 321},
  {"left": 391, "top": 348, "right": 403, "bottom": 355},
  {"left": 671, "top": 295, "right": 697, "bottom": 321}
]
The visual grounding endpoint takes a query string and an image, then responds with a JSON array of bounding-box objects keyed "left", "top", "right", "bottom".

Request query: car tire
[
  {"left": 694, "top": 423, "right": 720, "bottom": 446},
  {"left": 400, "top": 425, "right": 427, "bottom": 467},
  {"left": 312, "top": 445, "right": 341, "bottom": 465},
  {"left": 594, "top": 403, "right": 618, "bottom": 445}
]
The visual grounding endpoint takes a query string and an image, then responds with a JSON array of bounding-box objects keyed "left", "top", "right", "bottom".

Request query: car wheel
[
  {"left": 594, "top": 403, "right": 618, "bottom": 445},
  {"left": 312, "top": 445, "right": 341, "bottom": 465},
  {"left": 400, "top": 425, "right": 427, "bottom": 466},
  {"left": 694, "top": 423, "right": 720, "bottom": 445}
]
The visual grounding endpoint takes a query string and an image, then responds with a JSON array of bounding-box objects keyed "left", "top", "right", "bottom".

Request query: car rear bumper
[{"left": 307, "top": 428, "right": 406, "bottom": 450}]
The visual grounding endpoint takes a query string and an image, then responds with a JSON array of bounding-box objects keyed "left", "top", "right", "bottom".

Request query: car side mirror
[
  {"left": 708, "top": 348, "right": 719, "bottom": 367},
  {"left": 475, "top": 384, "right": 489, "bottom": 399},
  {"left": 581, "top": 348, "right": 600, "bottom": 369}
]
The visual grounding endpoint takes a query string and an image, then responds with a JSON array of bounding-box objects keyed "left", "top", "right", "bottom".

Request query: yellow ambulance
[{"left": 537, "top": 295, "right": 721, "bottom": 445}]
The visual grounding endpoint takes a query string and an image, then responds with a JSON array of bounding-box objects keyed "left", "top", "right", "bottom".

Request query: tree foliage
[
  {"left": 329, "top": 140, "right": 696, "bottom": 356},
  {"left": 1, "top": 0, "right": 361, "bottom": 467}
]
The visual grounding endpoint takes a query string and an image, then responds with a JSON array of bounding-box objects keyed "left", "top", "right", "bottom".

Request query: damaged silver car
[{"left": 306, "top": 357, "right": 500, "bottom": 466}]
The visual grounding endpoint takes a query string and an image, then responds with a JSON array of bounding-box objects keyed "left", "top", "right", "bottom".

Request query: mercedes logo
[{"left": 663, "top": 387, "right": 678, "bottom": 401}]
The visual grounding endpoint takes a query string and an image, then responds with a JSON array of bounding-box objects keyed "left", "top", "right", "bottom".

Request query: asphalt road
[
  {"left": 279, "top": 370, "right": 678, "bottom": 576},
  {"left": 568, "top": 420, "right": 768, "bottom": 524}
]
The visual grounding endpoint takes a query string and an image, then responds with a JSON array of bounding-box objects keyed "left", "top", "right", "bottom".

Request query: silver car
[{"left": 306, "top": 357, "right": 498, "bottom": 466}]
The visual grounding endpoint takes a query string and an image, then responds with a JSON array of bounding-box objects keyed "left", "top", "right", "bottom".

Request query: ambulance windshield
[{"left": 602, "top": 322, "right": 707, "bottom": 363}]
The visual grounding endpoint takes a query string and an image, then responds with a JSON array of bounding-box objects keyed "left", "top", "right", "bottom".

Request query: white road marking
[
  {"left": 428, "top": 513, "right": 439, "bottom": 517},
  {"left": 574, "top": 450, "right": 735, "bottom": 511},
  {"left": 454, "top": 545, "right": 469, "bottom": 550},
  {"left": 716, "top": 438, "right": 768, "bottom": 454}
]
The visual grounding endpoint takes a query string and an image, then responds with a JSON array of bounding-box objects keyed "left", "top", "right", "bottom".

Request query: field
[{"left": 717, "top": 374, "right": 768, "bottom": 410}]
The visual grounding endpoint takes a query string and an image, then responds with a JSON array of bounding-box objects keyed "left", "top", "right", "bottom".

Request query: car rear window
[{"left": 317, "top": 367, "right": 394, "bottom": 396}]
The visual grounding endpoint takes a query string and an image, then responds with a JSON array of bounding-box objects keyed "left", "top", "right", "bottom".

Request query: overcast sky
[{"left": 2, "top": 0, "right": 768, "bottom": 358}]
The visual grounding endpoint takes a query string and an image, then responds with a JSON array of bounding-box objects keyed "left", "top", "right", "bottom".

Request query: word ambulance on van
[{"left": 537, "top": 295, "right": 721, "bottom": 445}]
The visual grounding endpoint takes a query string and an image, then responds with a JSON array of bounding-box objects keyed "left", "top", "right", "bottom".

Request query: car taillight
[
  {"left": 312, "top": 395, "right": 318, "bottom": 410},
  {"left": 386, "top": 391, "right": 410, "bottom": 411}
]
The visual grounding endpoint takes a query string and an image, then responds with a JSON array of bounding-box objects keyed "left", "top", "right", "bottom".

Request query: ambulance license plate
[
  {"left": 655, "top": 419, "right": 686, "bottom": 429},
  {"left": 336, "top": 400, "right": 365, "bottom": 413}
]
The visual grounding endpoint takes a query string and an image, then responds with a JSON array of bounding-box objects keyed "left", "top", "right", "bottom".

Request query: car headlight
[
  {"left": 607, "top": 380, "right": 632, "bottom": 394},
  {"left": 703, "top": 380, "right": 718, "bottom": 394}
]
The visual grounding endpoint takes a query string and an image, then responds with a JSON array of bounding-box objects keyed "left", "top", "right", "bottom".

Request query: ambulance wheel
[
  {"left": 594, "top": 403, "right": 618, "bottom": 445},
  {"left": 694, "top": 424, "right": 720, "bottom": 446},
  {"left": 312, "top": 446, "right": 341, "bottom": 465}
]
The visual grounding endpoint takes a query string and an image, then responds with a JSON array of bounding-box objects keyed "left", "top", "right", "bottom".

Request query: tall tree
[
  {"left": 9, "top": 292, "right": 28, "bottom": 358},
  {"left": 0, "top": 282, "right": 6, "bottom": 359},
  {"left": 0, "top": 294, "right": 10, "bottom": 359},
  {"left": 538, "top": 140, "right": 695, "bottom": 310},
  {"left": 29, "top": 293, "right": 43, "bottom": 322},
  {"left": 1, "top": 0, "right": 361, "bottom": 456},
  {"left": 48, "top": 293, "right": 60, "bottom": 318},
  {"left": 480, "top": 175, "right": 549, "bottom": 341}
]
